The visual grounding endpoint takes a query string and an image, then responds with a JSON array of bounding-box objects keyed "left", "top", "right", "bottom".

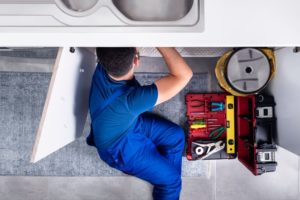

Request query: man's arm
[{"left": 154, "top": 47, "right": 193, "bottom": 106}]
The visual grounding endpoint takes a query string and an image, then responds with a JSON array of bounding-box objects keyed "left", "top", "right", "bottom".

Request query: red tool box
[{"left": 186, "top": 93, "right": 277, "bottom": 175}]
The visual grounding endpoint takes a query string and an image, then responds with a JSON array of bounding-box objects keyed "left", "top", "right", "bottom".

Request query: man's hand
[{"left": 154, "top": 47, "right": 193, "bottom": 105}]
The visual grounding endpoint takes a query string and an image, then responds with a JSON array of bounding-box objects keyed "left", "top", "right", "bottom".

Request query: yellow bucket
[{"left": 215, "top": 48, "right": 276, "bottom": 96}]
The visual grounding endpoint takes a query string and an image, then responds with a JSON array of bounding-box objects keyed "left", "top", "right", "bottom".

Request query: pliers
[
  {"left": 210, "top": 102, "right": 225, "bottom": 112},
  {"left": 190, "top": 100, "right": 205, "bottom": 108},
  {"left": 209, "top": 126, "right": 225, "bottom": 140}
]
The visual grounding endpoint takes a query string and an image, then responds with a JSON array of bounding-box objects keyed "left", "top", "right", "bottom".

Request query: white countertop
[{"left": 0, "top": 0, "right": 299, "bottom": 47}]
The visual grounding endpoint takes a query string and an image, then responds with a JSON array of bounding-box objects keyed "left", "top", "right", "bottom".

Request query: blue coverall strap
[{"left": 87, "top": 84, "right": 133, "bottom": 147}]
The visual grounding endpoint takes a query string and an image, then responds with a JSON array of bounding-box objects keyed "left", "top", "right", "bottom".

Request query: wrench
[{"left": 192, "top": 140, "right": 225, "bottom": 160}]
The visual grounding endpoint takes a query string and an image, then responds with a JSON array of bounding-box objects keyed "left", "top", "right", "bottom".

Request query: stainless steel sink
[
  {"left": 0, "top": 0, "right": 204, "bottom": 32},
  {"left": 112, "top": 0, "right": 194, "bottom": 21},
  {"left": 56, "top": 0, "right": 100, "bottom": 16},
  {"left": 60, "top": 0, "right": 98, "bottom": 12}
]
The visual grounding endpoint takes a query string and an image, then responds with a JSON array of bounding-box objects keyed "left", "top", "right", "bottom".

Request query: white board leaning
[{"left": 31, "top": 47, "right": 96, "bottom": 163}]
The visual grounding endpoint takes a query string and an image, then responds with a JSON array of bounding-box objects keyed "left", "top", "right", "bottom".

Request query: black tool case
[{"left": 186, "top": 93, "right": 277, "bottom": 175}]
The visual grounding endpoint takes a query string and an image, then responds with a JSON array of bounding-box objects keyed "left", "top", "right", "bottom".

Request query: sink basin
[
  {"left": 112, "top": 0, "right": 194, "bottom": 21},
  {"left": 0, "top": 0, "right": 204, "bottom": 32},
  {"left": 55, "top": 0, "right": 100, "bottom": 16},
  {"left": 60, "top": 0, "right": 98, "bottom": 12}
]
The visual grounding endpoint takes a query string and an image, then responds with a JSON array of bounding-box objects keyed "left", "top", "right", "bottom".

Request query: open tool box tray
[
  {"left": 237, "top": 95, "right": 277, "bottom": 175},
  {"left": 186, "top": 93, "right": 277, "bottom": 175},
  {"left": 185, "top": 93, "right": 237, "bottom": 160}
]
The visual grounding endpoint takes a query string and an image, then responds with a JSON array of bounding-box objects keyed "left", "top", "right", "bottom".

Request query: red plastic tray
[{"left": 185, "top": 93, "right": 235, "bottom": 160}]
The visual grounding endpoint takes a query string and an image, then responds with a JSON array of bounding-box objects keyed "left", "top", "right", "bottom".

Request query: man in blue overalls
[{"left": 87, "top": 47, "right": 193, "bottom": 200}]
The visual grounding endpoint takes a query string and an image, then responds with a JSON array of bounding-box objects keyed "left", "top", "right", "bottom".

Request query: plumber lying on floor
[{"left": 86, "top": 47, "right": 193, "bottom": 200}]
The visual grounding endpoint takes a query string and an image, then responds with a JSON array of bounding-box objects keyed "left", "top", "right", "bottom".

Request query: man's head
[{"left": 96, "top": 47, "right": 139, "bottom": 78}]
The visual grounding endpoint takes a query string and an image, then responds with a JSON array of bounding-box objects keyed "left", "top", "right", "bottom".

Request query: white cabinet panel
[{"left": 31, "top": 47, "right": 96, "bottom": 163}]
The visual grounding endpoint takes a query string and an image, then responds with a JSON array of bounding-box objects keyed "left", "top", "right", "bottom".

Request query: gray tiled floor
[
  {"left": 215, "top": 147, "right": 299, "bottom": 200},
  {"left": 0, "top": 149, "right": 299, "bottom": 200},
  {"left": 0, "top": 176, "right": 215, "bottom": 200}
]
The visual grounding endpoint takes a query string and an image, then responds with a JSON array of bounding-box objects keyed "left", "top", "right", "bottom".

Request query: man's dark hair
[{"left": 96, "top": 47, "right": 136, "bottom": 77}]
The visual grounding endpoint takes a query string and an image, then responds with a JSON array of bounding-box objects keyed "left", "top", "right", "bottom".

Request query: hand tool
[
  {"left": 190, "top": 119, "right": 206, "bottom": 129},
  {"left": 190, "top": 112, "right": 205, "bottom": 115},
  {"left": 190, "top": 100, "right": 205, "bottom": 115},
  {"left": 209, "top": 126, "right": 225, "bottom": 139},
  {"left": 194, "top": 118, "right": 219, "bottom": 123},
  {"left": 190, "top": 124, "right": 206, "bottom": 129},
  {"left": 226, "top": 95, "right": 235, "bottom": 154},
  {"left": 193, "top": 119, "right": 218, "bottom": 125},
  {"left": 190, "top": 119, "right": 220, "bottom": 129},
  {"left": 210, "top": 102, "right": 225, "bottom": 112},
  {"left": 190, "top": 100, "right": 205, "bottom": 108},
  {"left": 207, "top": 124, "right": 225, "bottom": 130},
  {"left": 192, "top": 141, "right": 225, "bottom": 160},
  {"left": 192, "top": 119, "right": 205, "bottom": 124},
  {"left": 207, "top": 119, "right": 218, "bottom": 122},
  {"left": 191, "top": 112, "right": 206, "bottom": 115}
]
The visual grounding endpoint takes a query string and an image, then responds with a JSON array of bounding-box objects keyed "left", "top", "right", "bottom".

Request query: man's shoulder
[
  {"left": 92, "top": 65, "right": 112, "bottom": 88},
  {"left": 94, "top": 65, "right": 106, "bottom": 80}
]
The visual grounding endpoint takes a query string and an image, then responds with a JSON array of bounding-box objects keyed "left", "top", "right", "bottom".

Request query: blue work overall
[{"left": 87, "top": 65, "right": 185, "bottom": 200}]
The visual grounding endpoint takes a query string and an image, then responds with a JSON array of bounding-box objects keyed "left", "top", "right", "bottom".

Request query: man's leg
[
  {"left": 137, "top": 113, "right": 185, "bottom": 174},
  {"left": 99, "top": 131, "right": 182, "bottom": 200}
]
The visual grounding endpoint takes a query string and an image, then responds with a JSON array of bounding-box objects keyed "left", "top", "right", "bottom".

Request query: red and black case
[{"left": 185, "top": 93, "right": 277, "bottom": 176}]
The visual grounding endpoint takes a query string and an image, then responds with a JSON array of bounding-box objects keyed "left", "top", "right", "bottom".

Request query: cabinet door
[
  {"left": 31, "top": 47, "right": 96, "bottom": 163},
  {"left": 268, "top": 47, "right": 300, "bottom": 156}
]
